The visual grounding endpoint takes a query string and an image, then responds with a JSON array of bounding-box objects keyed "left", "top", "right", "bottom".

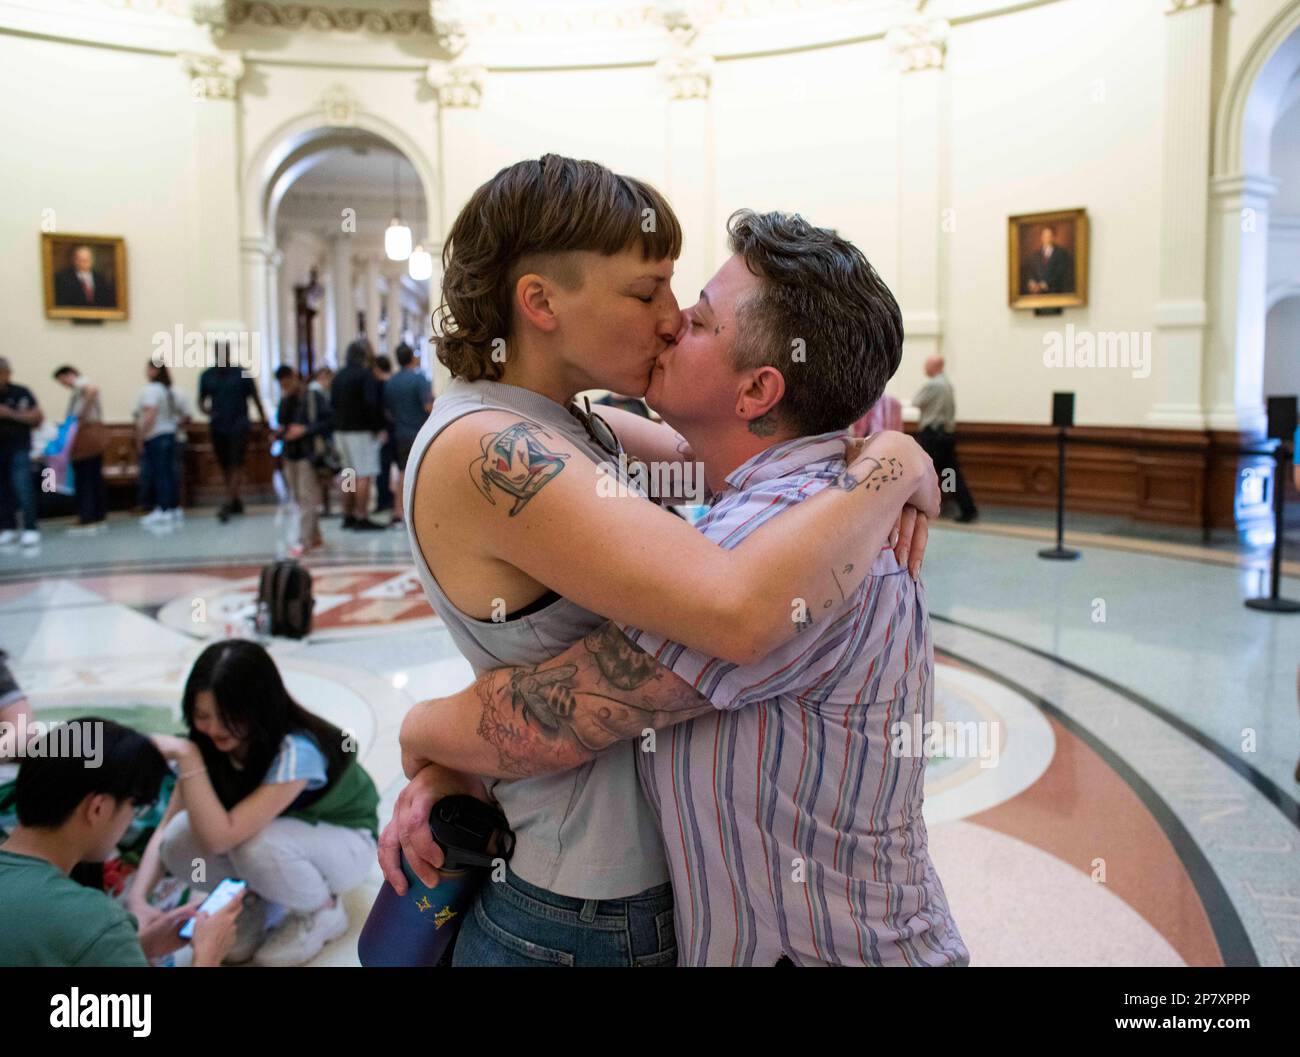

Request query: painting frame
[
  {"left": 1007, "top": 207, "right": 1088, "bottom": 310},
  {"left": 42, "top": 232, "right": 129, "bottom": 321}
]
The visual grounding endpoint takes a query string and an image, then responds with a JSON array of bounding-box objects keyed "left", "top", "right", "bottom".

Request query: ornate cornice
[
  {"left": 885, "top": 15, "right": 949, "bottom": 72},
  {"left": 223, "top": 1, "right": 433, "bottom": 34},
  {"left": 179, "top": 49, "right": 245, "bottom": 98},
  {"left": 1165, "top": 0, "right": 1220, "bottom": 13}
]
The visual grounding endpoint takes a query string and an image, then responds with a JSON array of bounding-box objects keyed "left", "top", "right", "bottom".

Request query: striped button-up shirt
[{"left": 621, "top": 432, "right": 969, "bottom": 966}]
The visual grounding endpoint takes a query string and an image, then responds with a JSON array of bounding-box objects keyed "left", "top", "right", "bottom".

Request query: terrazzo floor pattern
[{"left": 1, "top": 507, "right": 1296, "bottom": 966}]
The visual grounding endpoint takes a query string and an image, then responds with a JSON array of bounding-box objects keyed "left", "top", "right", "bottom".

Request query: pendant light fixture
[
  {"left": 408, "top": 242, "right": 434, "bottom": 281},
  {"left": 385, "top": 154, "right": 412, "bottom": 261}
]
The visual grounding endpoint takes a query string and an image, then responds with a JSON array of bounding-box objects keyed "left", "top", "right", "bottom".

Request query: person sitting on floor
[
  {"left": 0, "top": 718, "right": 240, "bottom": 967},
  {"left": 132, "top": 640, "right": 380, "bottom": 966}
]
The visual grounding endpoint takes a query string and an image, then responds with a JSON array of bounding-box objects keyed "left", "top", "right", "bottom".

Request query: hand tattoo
[{"left": 835, "top": 456, "right": 903, "bottom": 492}]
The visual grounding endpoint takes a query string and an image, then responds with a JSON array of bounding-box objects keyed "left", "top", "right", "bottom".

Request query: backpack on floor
[{"left": 258, "top": 559, "right": 314, "bottom": 639}]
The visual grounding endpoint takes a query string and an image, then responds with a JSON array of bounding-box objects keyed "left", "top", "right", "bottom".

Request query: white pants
[{"left": 159, "top": 810, "right": 376, "bottom": 913}]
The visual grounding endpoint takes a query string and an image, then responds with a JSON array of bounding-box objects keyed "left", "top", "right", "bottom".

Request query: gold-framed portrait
[
  {"left": 1008, "top": 208, "right": 1088, "bottom": 310},
  {"left": 42, "top": 233, "right": 128, "bottom": 321}
]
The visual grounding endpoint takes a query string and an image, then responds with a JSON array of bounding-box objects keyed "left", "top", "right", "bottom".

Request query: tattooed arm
[
  {"left": 419, "top": 410, "right": 937, "bottom": 666},
  {"left": 400, "top": 623, "right": 712, "bottom": 780}
]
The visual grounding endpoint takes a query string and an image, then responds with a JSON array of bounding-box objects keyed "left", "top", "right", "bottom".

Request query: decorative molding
[
  {"left": 427, "top": 60, "right": 484, "bottom": 108},
  {"left": 1209, "top": 172, "right": 1282, "bottom": 204},
  {"left": 885, "top": 15, "right": 950, "bottom": 72},
  {"left": 224, "top": 1, "right": 433, "bottom": 34},
  {"left": 1164, "top": 0, "right": 1220, "bottom": 13},
  {"left": 179, "top": 50, "right": 245, "bottom": 99},
  {"left": 656, "top": 3, "right": 714, "bottom": 100},
  {"left": 429, "top": 0, "right": 470, "bottom": 55},
  {"left": 319, "top": 84, "right": 359, "bottom": 126}
]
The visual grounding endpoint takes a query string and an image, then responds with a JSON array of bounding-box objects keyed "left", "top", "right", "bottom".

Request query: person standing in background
[
  {"left": 273, "top": 366, "right": 330, "bottom": 556},
  {"left": 134, "top": 361, "right": 183, "bottom": 527},
  {"left": 0, "top": 358, "right": 43, "bottom": 547},
  {"left": 913, "top": 355, "right": 978, "bottom": 523},
  {"left": 52, "top": 366, "right": 108, "bottom": 535},
  {"left": 309, "top": 367, "right": 337, "bottom": 519},
  {"left": 199, "top": 349, "right": 267, "bottom": 524},
  {"left": 330, "top": 340, "right": 385, "bottom": 532},
  {"left": 372, "top": 354, "right": 396, "bottom": 517},
  {"left": 381, "top": 343, "right": 433, "bottom": 530}
]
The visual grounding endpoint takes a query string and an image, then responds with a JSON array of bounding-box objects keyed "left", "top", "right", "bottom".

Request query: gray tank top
[{"left": 402, "top": 377, "right": 668, "bottom": 899}]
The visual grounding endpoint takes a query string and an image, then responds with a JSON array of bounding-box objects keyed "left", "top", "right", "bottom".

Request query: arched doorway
[
  {"left": 241, "top": 112, "right": 445, "bottom": 404},
  {"left": 1207, "top": 7, "right": 1300, "bottom": 436}
]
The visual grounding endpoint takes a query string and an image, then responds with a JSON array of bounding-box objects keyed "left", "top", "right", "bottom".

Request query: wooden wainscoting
[
  {"left": 98, "top": 423, "right": 276, "bottom": 509},
  {"left": 913, "top": 422, "right": 1276, "bottom": 535}
]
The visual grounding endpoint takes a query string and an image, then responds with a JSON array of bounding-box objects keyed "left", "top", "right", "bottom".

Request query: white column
[
  {"left": 240, "top": 236, "right": 275, "bottom": 406},
  {"left": 659, "top": 27, "right": 714, "bottom": 302},
  {"left": 1147, "top": 0, "right": 1227, "bottom": 429},
  {"left": 331, "top": 236, "right": 354, "bottom": 359},
  {"left": 426, "top": 244, "right": 451, "bottom": 393},
  {"left": 1205, "top": 173, "right": 1278, "bottom": 434},
  {"left": 385, "top": 268, "right": 404, "bottom": 354},
  {"left": 365, "top": 255, "right": 382, "bottom": 353},
  {"left": 889, "top": 20, "right": 948, "bottom": 377},
  {"left": 279, "top": 252, "right": 297, "bottom": 375},
  {"left": 183, "top": 52, "right": 244, "bottom": 335}
]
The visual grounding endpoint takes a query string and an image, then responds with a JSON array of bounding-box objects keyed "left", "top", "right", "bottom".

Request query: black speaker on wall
[
  {"left": 1051, "top": 391, "right": 1076, "bottom": 429},
  {"left": 1265, "top": 394, "right": 1297, "bottom": 441}
]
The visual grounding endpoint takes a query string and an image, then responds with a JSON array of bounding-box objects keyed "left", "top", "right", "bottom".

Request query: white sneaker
[
  {"left": 0, "top": 530, "right": 15, "bottom": 545},
  {"left": 252, "top": 897, "right": 349, "bottom": 967},
  {"left": 19, "top": 530, "right": 40, "bottom": 546},
  {"left": 170, "top": 508, "right": 185, "bottom": 523},
  {"left": 141, "top": 508, "right": 167, "bottom": 525}
]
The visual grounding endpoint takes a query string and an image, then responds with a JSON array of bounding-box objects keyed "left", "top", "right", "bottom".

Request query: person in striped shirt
[{"left": 399, "top": 209, "right": 967, "bottom": 966}]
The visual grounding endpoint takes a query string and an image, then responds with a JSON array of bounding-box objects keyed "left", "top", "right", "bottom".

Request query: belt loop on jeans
[{"left": 579, "top": 899, "right": 598, "bottom": 923}]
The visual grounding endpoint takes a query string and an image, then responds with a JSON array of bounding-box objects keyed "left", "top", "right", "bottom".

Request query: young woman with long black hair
[{"left": 130, "top": 640, "right": 379, "bottom": 966}]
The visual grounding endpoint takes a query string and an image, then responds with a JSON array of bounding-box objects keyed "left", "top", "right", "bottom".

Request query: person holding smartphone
[
  {"left": 0, "top": 718, "right": 240, "bottom": 967},
  {"left": 133, "top": 641, "right": 380, "bottom": 967}
]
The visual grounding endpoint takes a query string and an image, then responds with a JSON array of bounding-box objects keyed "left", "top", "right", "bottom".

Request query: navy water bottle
[{"left": 358, "top": 795, "right": 513, "bottom": 967}]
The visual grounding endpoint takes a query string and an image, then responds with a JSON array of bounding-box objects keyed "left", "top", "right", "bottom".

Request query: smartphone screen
[{"left": 178, "top": 877, "right": 247, "bottom": 940}]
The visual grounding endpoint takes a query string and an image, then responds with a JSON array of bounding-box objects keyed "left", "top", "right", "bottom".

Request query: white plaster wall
[{"left": 3, "top": 0, "right": 1300, "bottom": 431}]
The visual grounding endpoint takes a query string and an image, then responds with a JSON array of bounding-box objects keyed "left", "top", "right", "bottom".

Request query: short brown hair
[
  {"left": 435, "top": 154, "right": 683, "bottom": 382},
  {"left": 726, "top": 209, "right": 903, "bottom": 436}
]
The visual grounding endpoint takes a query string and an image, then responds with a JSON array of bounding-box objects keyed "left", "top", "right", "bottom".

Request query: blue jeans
[
  {"left": 140, "top": 433, "right": 178, "bottom": 511},
  {"left": 451, "top": 867, "right": 677, "bottom": 967},
  {"left": 0, "top": 446, "right": 37, "bottom": 531}
]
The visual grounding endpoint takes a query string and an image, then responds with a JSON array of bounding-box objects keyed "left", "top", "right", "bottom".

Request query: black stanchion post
[
  {"left": 1039, "top": 391, "right": 1080, "bottom": 561},
  {"left": 1245, "top": 394, "right": 1299, "bottom": 613}
]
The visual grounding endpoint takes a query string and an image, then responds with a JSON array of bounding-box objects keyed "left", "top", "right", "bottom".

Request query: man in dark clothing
[
  {"left": 274, "top": 366, "right": 333, "bottom": 554},
  {"left": 373, "top": 354, "right": 396, "bottom": 516},
  {"left": 913, "top": 355, "right": 978, "bottom": 523},
  {"left": 330, "top": 339, "right": 386, "bottom": 531},
  {"left": 199, "top": 347, "right": 267, "bottom": 522},
  {"left": 381, "top": 344, "right": 434, "bottom": 529},
  {"left": 53, "top": 246, "right": 116, "bottom": 309},
  {"left": 1022, "top": 224, "right": 1074, "bottom": 295},
  {"left": 0, "top": 358, "right": 43, "bottom": 546}
]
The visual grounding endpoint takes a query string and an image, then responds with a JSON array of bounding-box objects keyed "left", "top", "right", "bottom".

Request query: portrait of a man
[
  {"left": 1008, "top": 208, "right": 1088, "bottom": 310},
  {"left": 42, "top": 234, "right": 128, "bottom": 320}
]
